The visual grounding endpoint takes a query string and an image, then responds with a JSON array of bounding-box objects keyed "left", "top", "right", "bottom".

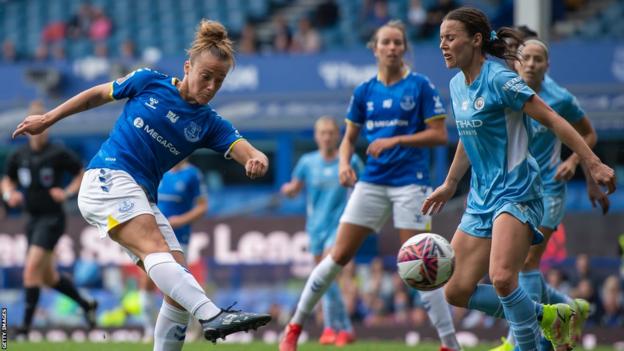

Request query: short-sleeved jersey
[
  {"left": 449, "top": 60, "right": 541, "bottom": 213},
  {"left": 157, "top": 163, "right": 207, "bottom": 245},
  {"left": 88, "top": 68, "right": 243, "bottom": 202},
  {"left": 529, "top": 75, "right": 585, "bottom": 195},
  {"left": 346, "top": 70, "right": 446, "bottom": 187},
  {"left": 293, "top": 151, "right": 364, "bottom": 238},
  {"left": 4, "top": 142, "right": 82, "bottom": 215}
]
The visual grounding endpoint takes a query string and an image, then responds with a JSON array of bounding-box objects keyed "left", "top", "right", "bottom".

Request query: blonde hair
[
  {"left": 367, "top": 20, "right": 410, "bottom": 53},
  {"left": 523, "top": 39, "right": 549, "bottom": 60},
  {"left": 314, "top": 116, "right": 339, "bottom": 132},
  {"left": 187, "top": 19, "right": 235, "bottom": 66}
]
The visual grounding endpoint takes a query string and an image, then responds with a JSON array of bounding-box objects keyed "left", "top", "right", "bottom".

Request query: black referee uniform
[
  {"left": 5, "top": 142, "right": 82, "bottom": 249},
  {"left": 4, "top": 141, "right": 97, "bottom": 335}
]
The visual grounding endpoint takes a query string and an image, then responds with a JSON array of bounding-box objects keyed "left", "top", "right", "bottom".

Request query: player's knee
[
  {"left": 22, "top": 265, "right": 42, "bottom": 285},
  {"left": 490, "top": 269, "right": 516, "bottom": 296},
  {"left": 329, "top": 250, "right": 350, "bottom": 266}
]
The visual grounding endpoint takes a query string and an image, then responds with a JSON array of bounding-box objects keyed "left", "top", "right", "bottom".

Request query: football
[{"left": 397, "top": 233, "right": 455, "bottom": 291}]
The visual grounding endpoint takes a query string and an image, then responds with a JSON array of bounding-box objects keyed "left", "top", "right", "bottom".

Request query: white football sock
[
  {"left": 420, "top": 288, "right": 460, "bottom": 350},
  {"left": 292, "top": 255, "right": 343, "bottom": 325},
  {"left": 144, "top": 252, "right": 220, "bottom": 320},
  {"left": 153, "top": 300, "right": 190, "bottom": 351}
]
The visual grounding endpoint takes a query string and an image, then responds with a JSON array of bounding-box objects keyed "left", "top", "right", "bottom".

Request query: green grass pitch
[{"left": 3, "top": 341, "right": 614, "bottom": 351}]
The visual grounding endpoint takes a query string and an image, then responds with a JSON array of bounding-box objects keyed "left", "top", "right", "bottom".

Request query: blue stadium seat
[{"left": 247, "top": 0, "right": 270, "bottom": 19}]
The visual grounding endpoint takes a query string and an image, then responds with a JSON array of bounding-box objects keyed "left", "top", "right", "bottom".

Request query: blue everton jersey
[
  {"left": 449, "top": 60, "right": 541, "bottom": 213},
  {"left": 157, "top": 164, "right": 206, "bottom": 245},
  {"left": 293, "top": 151, "right": 364, "bottom": 239},
  {"left": 529, "top": 75, "right": 585, "bottom": 195},
  {"left": 346, "top": 70, "right": 446, "bottom": 186},
  {"left": 88, "top": 68, "right": 243, "bottom": 202}
]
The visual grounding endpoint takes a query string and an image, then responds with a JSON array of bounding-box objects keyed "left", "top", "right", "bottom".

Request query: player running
[
  {"left": 280, "top": 20, "right": 461, "bottom": 351},
  {"left": 423, "top": 7, "right": 616, "bottom": 351}
]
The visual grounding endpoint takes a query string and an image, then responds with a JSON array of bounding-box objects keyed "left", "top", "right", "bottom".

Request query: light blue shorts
[
  {"left": 308, "top": 229, "right": 337, "bottom": 256},
  {"left": 458, "top": 199, "right": 544, "bottom": 245},
  {"left": 540, "top": 192, "right": 566, "bottom": 230}
]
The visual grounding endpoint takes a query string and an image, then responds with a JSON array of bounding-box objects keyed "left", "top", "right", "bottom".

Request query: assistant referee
[{"left": 1, "top": 101, "right": 97, "bottom": 339}]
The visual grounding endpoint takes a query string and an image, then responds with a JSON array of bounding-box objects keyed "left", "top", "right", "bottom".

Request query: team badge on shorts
[{"left": 118, "top": 200, "right": 135, "bottom": 213}]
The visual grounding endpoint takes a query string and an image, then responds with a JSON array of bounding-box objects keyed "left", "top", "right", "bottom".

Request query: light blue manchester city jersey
[
  {"left": 346, "top": 70, "right": 446, "bottom": 187},
  {"left": 450, "top": 60, "right": 542, "bottom": 213},
  {"left": 293, "top": 151, "right": 364, "bottom": 240},
  {"left": 88, "top": 68, "right": 243, "bottom": 202},
  {"left": 529, "top": 75, "right": 585, "bottom": 195},
  {"left": 157, "top": 163, "right": 207, "bottom": 245}
]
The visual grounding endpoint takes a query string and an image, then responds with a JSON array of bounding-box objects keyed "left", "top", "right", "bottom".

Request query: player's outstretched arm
[
  {"left": 523, "top": 95, "right": 616, "bottom": 194},
  {"left": 12, "top": 83, "right": 113, "bottom": 138},
  {"left": 422, "top": 140, "right": 470, "bottom": 215},
  {"left": 229, "top": 139, "right": 269, "bottom": 179}
]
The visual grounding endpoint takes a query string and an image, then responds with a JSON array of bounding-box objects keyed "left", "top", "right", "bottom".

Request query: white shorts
[
  {"left": 78, "top": 168, "right": 182, "bottom": 263},
  {"left": 340, "top": 181, "right": 432, "bottom": 233}
]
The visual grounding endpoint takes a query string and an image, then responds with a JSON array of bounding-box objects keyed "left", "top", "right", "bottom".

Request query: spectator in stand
[
  {"left": 490, "top": 0, "right": 514, "bottom": 28},
  {"left": 89, "top": 7, "right": 113, "bottom": 42},
  {"left": 407, "top": 0, "right": 427, "bottom": 40},
  {"left": 50, "top": 43, "right": 66, "bottom": 62},
  {"left": 565, "top": 0, "right": 587, "bottom": 12},
  {"left": 314, "top": 0, "right": 340, "bottom": 29},
  {"left": 388, "top": 273, "right": 415, "bottom": 324},
  {"left": 570, "top": 253, "right": 603, "bottom": 288},
  {"left": 237, "top": 22, "right": 260, "bottom": 55},
  {"left": 359, "top": 258, "right": 393, "bottom": 325},
  {"left": 572, "top": 278, "right": 600, "bottom": 326},
  {"left": 359, "top": 0, "right": 391, "bottom": 42},
  {"left": 39, "top": 21, "right": 66, "bottom": 61},
  {"left": 271, "top": 15, "right": 292, "bottom": 53},
  {"left": 597, "top": 275, "right": 624, "bottom": 327},
  {"left": 34, "top": 43, "right": 49, "bottom": 62},
  {"left": 94, "top": 42, "right": 109, "bottom": 58},
  {"left": 120, "top": 39, "right": 137, "bottom": 61},
  {"left": 340, "top": 262, "right": 366, "bottom": 323},
  {"left": 66, "top": 3, "right": 93, "bottom": 39},
  {"left": 2, "top": 39, "right": 19, "bottom": 63},
  {"left": 419, "top": 0, "right": 458, "bottom": 39},
  {"left": 545, "top": 268, "right": 573, "bottom": 298},
  {"left": 291, "top": 17, "right": 322, "bottom": 54},
  {"left": 41, "top": 21, "right": 66, "bottom": 45}
]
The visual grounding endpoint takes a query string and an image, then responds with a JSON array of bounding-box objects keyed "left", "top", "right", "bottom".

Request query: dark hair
[
  {"left": 444, "top": 7, "right": 522, "bottom": 61},
  {"left": 513, "top": 25, "right": 538, "bottom": 40}
]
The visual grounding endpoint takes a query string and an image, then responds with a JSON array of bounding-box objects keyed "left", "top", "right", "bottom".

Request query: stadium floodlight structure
[{"left": 514, "top": 0, "right": 551, "bottom": 42}]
